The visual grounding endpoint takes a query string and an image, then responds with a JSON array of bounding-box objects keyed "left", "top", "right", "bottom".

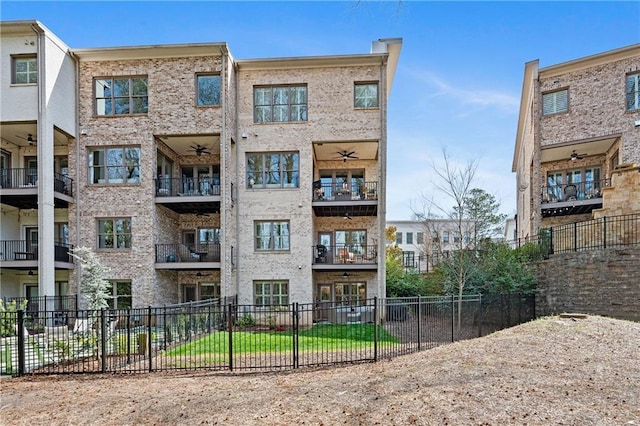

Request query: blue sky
[{"left": 3, "top": 1, "right": 639, "bottom": 220}]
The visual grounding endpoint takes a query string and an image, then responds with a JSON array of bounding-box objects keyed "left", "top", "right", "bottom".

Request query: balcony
[
  {"left": 312, "top": 181, "right": 378, "bottom": 217},
  {"left": 312, "top": 244, "right": 378, "bottom": 271},
  {"left": 0, "top": 240, "right": 75, "bottom": 268},
  {"left": 0, "top": 168, "right": 74, "bottom": 209},
  {"left": 154, "top": 177, "right": 221, "bottom": 214},
  {"left": 540, "top": 178, "right": 610, "bottom": 217},
  {"left": 155, "top": 243, "right": 221, "bottom": 269}
]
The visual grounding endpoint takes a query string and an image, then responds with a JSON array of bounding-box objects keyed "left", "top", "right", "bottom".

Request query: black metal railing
[
  {"left": 540, "top": 178, "right": 610, "bottom": 204},
  {"left": 312, "top": 181, "right": 378, "bottom": 201},
  {"left": 0, "top": 241, "right": 74, "bottom": 263},
  {"left": 509, "top": 214, "right": 640, "bottom": 256},
  {"left": 0, "top": 294, "right": 534, "bottom": 376},
  {"left": 313, "top": 244, "right": 378, "bottom": 265},
  {"left": 155, "top": 243, "right": 221, "bottom": 263},
  {"left": 1, "top": 295, "right": 78, "bottom": 315},
  {"left": 0, "top": 168, "right": 73, "bottom": 196},
  {"left": 155, "top": 176, "right": 221, "bottom": 197}
]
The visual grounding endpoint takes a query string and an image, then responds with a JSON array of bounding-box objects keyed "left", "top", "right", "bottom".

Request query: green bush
[{"left": 0, "top": 299, "right": 28, "bottom": 337}]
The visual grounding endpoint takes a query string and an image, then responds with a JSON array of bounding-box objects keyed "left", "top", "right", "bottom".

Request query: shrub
[{"left": 0, "top": 299, "right": 28, "bottom": 337}]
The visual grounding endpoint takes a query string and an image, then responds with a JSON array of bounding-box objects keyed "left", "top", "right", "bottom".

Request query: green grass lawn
[{"left": 165, "top": 323, "right": 398, "bottom": 356}]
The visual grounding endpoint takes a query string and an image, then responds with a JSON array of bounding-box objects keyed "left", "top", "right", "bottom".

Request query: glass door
[
  {"left": 26, "top": 227, "right": 38, "bottom": 254},
  {"left": 25, "top": 157, "right": 37, "bottom": 186},
  {"left": 1, "top": 149, "right": 10, "bottom": 187}
]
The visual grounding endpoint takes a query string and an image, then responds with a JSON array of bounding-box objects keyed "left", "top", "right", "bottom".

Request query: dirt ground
[{"left": 1, "top": 315, "right": 639, "bottom": 425}]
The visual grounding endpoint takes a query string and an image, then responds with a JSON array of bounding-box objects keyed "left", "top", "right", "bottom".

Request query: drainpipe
[
  {"left": 233, "top": 57, "right": 241, "bottom": 301},
  {"left": 70, "top": 50, "right": 82, "bottom": 308},
  {"left": 379, "top": 55, "right": 388, "bottom": 299}
]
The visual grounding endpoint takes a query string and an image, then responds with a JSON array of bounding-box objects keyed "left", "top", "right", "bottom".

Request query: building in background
[
  {"left": 513, "top": 44, "right": 640, "bottom": 240},
  {"left": 0, "top": 20, "right": 402, "bottom": 311}
]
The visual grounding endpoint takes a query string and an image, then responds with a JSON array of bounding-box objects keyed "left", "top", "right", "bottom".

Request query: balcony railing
[
  {"left": 155, "top": 243, "right": 221, "bottom": 263},
  {"left": 1, "top": 295, "right": 78, "bottom": 313},
  {"left": 312, "top": 244, "right": 378, "bottom": 265},
  {"left": 0, "top": 168, "right": 73, "bottom": 196},
  {"left": 312, "top": 181, "right": 378, "bottom": 202},
  {"left": 155, "top": 176, "right": 220, "bottom": 197},
  {"left": 540, "top": 178, "right": 610, "bottom": 204},
  {"left": 0, "top": 240, "right": 74, "bottom": 263}
]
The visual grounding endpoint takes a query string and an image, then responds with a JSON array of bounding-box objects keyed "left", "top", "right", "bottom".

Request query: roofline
[
  {"left": 512, "top": 60, "right": 538, "bottom": 172},
  {"left": 538, "top": 43, "right": 640, "bottom": 77},
  {"left": 72, "top": 42, "right": 230, "bottom": 61}
]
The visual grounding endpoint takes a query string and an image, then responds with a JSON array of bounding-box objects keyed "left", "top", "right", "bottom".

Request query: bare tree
[{"left": 413, "top": 149, "right": 478, "bottom": 331}]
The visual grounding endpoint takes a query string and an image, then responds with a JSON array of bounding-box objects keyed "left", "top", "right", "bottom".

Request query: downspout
[
  {"left": 219, "top": 46, "right": 228, "bottom": 299},
  {"left": 233, "top": 60, "right": 241, "bottom": 300}
]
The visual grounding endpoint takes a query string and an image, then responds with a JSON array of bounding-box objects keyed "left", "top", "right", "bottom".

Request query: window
[
  {"left": 335, "top": 283, "right": 366, "bottom": 306},
  {"left": 417, "top": 232, "right": 424, "bottom": 245},
  {"left": 454, "top": 232, "right": 461, "bottom": 243},
  {"left": 406, "top": 232, "right": 413, "bottom": 244},
  {"left": 89, "top": 147, "right": 140, "bottom": 184},
  {"left": 255, "top": 221, "right": 290, "bottom": 251},
  {"left": 396, "top": 232, "right": 402, "bottom": 244},
  {"left": 442, "top": 231, "right": 450, "bottom": 243},
  {"left": 354, "top": 82, "right": 378, "bottom": 108},
  {"left": 197, "top": 74, "right": 221, "bottom": 106},
  {"left": 108, "top": 281, "right": 132, "bottom": 309},
  {"left": 626, "top": 73, "right": 640, "bottom": 111},
  {"left": 542, "top": 89, "right": 568, "bottom": 115},
  {"left": 319, "top": 169, "right": 365, "bottom": 199},
  {"left": 12, "top": 56, "right": 37, "bottom": 84},
  {"left": 254, "top": 280, "right": 289, "bottom": 306},
  {"left": 546, "top": 167, "right": 602, "bottom": 201},
  {"left": 464, "top": 232, "right": 471, "bottom": 244},
  {"left": 254, "top": 85, "right": 307, "bottom": 123},
  {"left": 335, "top": 230, "right": 366, "bottom": 255},
  {"left": 247, "top": 152, "right": 299, "bottom": 189},
  {"left": 95, "top": 77, "right": 148, "bottom": 115},
  {"left": 200, "top": 283, "right": 221, "bottom": 300},
  {"left": 98, "top": 218, "right": 132, "bottom": 249}
]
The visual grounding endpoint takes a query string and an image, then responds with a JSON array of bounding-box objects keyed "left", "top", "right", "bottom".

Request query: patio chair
[{"left": 564, "top": 184, "right": 577, "bottom": 201}]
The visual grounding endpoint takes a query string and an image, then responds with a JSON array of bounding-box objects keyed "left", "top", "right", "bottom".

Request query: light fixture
[
  {"left": 196, "top": 272, "right": 203, "bottom": 277},
  {"left": 342, "top": 272, "right": 349, "bottom": 278},
  {"left": 28, "top": 270, "right": 34, "bottom": 276},
  {"left": 343, "top": 212, "right": 352, "bottom": 220}
]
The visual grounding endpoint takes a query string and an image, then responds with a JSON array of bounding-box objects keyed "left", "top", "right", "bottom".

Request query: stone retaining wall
[{"left": 533, "top": 247, "right": 640, "bottom": 321}]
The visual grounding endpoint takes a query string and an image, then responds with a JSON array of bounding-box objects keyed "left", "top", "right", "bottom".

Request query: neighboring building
[
  {"left": 386, "top": 219, "right": 476, "bottom": 273},
  {"left": 0, "top": 20, "right": 402, "bottom": 312},
  {"left": 504, "top": 217, "right": 517, "bottom": 247},
  {"left": 513, "top": 44, "right": 640, "bottom": 240}
]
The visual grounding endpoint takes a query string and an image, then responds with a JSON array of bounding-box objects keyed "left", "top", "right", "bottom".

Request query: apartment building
[
  {"left": 386, "top": 219, "right": 476, "bottom": 273},
  {"left": 513, "top": 44, "right": 640, "bottom": 239},
  {"left": 0, "top": 20, "right": 402, "bottom": 310}
]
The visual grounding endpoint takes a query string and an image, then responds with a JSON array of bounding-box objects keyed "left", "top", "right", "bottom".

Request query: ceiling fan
[
  {"left": 570, "top": 150, "right": 587, "bottom": 161},
  {"left": 188, "top": 144, "right": 212, "bottom": 157},
  {"left": 16, "top": 133, "right": 37, "bottom": 145},
  {"left": 336, "top": 150, "right": 358, "bottom": 162}
]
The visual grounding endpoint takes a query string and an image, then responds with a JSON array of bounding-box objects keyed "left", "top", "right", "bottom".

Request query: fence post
[
  {"left": 603, "top": 216, "right": 607, "bottom": 249},
  {"left": 101, "top": 309, "right": 107, "bottom": 373},
  {"left": 573, "top": 222, "right": 578, "bottom": 251},
  {"left": 478, "top": 294, "right": 482, "bottom": 338},
  {"left": 147, "top": 306, "right": 153, "bottom": 372},
  {"left": 374, "top": 297, "right": 378, "bottom": 362},
  {"left": 451, "top": 295, "right": 455, "bottom": 343},
  {"left": 228, "top": 303, "right": 233, "bottom": 372},
  {"left": 417, "top": 296, "right": 422, "bottom": 351},
  {"left": 293, "top": 303, "right": 299, "bottom": 369},
  {"left": 126, "top": 308, "right": 131, "bottom": 365},
  {"left": 17, "top": 309, "right": 25, "bottom": 376},
  {"left": 549, "top": 228, "right": 554, "bottom": 255}
]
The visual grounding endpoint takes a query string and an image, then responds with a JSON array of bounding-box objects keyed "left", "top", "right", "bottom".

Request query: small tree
[{"left": 69, "top": 247, "right": 111, "bottom": 359}]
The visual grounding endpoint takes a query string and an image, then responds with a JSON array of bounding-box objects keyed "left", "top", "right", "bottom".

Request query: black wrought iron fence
[
  {"left": 509, "top": 214, "right": 640, "bottom": 256},
  {"left": 0, "top": 294, "right": 534, "bottom": 376}
]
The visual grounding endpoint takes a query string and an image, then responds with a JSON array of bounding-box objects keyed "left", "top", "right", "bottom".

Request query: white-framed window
[
  {"left": 402, "top": 251, "right": 415, "bottom": 267},
  {"left": 254, "top": 280, "right": 289, "bottom": 306},
  {"left": 626, "top": 72, "right": 640, "bottom": 111},
  {"left": 255, "top": 221, "right": 290, "bottom": 251},
  {"left": 417, "top": 232, "right": 424, "bottom": 245},
  {"left": 98, "top": 218, "right": 132, "bottom": 249},
  {"left": 108, "top": 280, "right": 132, "bottom": 309},
  {"left": 442, "top": 231, "right": 450, "bottom": 243},
  {"left": 542, "top": 89, "right": 568, "bottom": 115},
  {"left": 354, "top": 82, "right": 379, "bottom": 108},
  {"left": 247, "top": 152, "right": 299, "bottom": 189},
  {"left": 464, "top": 232, "right": 471, "bottom": 244},
  {"left": 254, "top": 85, "right": 307, "bottom": 123},
  {"left": 95, "top": 77, "right": 148, "bottom": 115},
  {"left": 196, "top": 74, "right": 221, "bottom": 106},
  {"left": 334, "top": 282, "right": 366, "bottom": 306},
  {"left": 89, "top": 147, "right": 141, "bottom": 184},
  {"left": 406, "top": 232, "right": 413, "bottom": 244},
  {"left": 12, "top": 55, "right": 37, "bottom": 84},
  {"left": 396, "top": 232, "right": 402, "bottom": 244}
]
